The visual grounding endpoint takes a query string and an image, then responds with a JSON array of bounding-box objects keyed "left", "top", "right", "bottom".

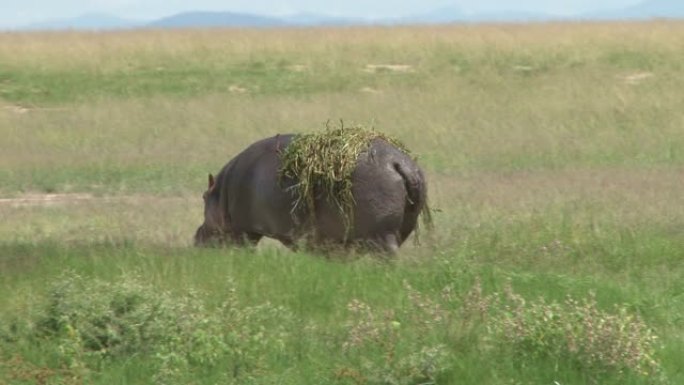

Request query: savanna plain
[{"left": 0, "top": 21, "right": 683, "bottom": 384}]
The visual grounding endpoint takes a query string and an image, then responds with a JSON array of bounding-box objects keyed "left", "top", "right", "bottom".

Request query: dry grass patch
[
  {"left": 3, "top": 20, "right": 684, "bottom": 73},
  {"left": 0, "top": 195, "right": 199, "bottom": 246},
  {"left": 1, "top": 167, "right": 680, "bottom": 250},
  {"left": 426, "top": 167, "right": 684, "bottom": 252}
]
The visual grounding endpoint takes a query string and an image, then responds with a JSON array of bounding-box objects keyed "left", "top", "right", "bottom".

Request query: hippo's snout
[{"left": 194, "top": 224, "right": 226, "bottom": 247}]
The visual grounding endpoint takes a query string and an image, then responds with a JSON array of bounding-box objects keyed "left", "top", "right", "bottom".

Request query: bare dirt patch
[
  {"left": 288, "top": 64, "right": 309, "bottom": 72},
  {"left": 1, "top": 103, "right": 69, "bottom": 114},
  {"left": 618, "top": 72, "right": 655, "bottom": 85},
  {"left": 2, "top": 104, "right": 31, "bottom": 114},
  {"left": 363, "top": 64, "right": 414, "bottom": 73},
  {"left": 228, "top": 85, "right": 249, "bottom": 93},
  {"left": 359, "top": 86, "right": 383, "bottom": 94},
  {"left": 0, "top": 193, "right": 189, "bottom": 208},
  {"left": 0, "top": 193, "right": 95, "bottom": 207},
  {"left": 512, "top": 65, "right": 535, "bottom": 72}
]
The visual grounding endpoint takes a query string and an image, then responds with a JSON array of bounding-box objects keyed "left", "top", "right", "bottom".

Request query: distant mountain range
[
  {"left": 587, "top": 0, "right": 684, "bottom": 19},
  {"left": 14, "top": 0, "right": 684, "bottom": 31},
  {"left": 20, "top": 11, "right": 362, "bottom": 30},
  {"left": 147, "top": 11, "right": 286, "bottom": 29},
  {"left": 24, "top": 13, "right": 141, "bottom": 30}
]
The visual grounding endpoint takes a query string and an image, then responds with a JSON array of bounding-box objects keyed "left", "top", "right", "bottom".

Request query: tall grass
[{"left": 1, "top": 21, "right": 683, "bottom": 384}]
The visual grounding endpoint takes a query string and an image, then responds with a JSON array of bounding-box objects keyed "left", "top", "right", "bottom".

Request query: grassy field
[{"left": 1, "top": 21, "right": 683, "bottom": 384}]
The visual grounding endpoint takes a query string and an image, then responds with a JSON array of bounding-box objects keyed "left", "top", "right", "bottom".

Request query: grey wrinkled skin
[{"left": 194, "top": 134, "right": 427, "bottom": 255}]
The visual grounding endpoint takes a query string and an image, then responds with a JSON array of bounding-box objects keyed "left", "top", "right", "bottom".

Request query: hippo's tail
[
  {"left": 393, "top": 161, "right": 425, "bottom": 209},
  {"left": 393, "top": 159, "right": 431, "bottom": 242}
]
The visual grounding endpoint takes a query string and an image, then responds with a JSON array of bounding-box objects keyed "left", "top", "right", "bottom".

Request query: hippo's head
[{"left": 194, "top": 174, "right": 226, "bottom": 246}]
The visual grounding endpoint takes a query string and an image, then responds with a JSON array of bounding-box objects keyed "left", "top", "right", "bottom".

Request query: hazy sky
[{"left": 0, "top": 0, "right": 645, "bottom": 28}]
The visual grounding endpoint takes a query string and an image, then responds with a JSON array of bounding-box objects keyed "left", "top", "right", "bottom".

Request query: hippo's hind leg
[
  {"left": 230, "top": 232, "right": 262, "bottom": 247},
  {"left": 277, "top": 237, "right": 299, "bottom": 251},
  {"left": 367, "top": 233, "right": 399, "bottom": 256},
  {"left": 382, "top": 233, "right": 400, "bottom": 255}
]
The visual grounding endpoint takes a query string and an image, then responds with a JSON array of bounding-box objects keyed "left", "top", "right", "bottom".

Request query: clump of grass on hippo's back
[{"left": 277, "top": 124, "right": 432, "bottom": 235}]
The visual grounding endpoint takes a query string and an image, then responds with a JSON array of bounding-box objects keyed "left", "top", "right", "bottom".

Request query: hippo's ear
[{"left": 208, "top": 174, "right": 215, "bottom": 190}]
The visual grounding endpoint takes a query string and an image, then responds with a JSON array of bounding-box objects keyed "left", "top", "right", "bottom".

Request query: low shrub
[
  {"left": 2, "top": 273, "right": 293, "bottom": 384},
  {"left": 489, "top": 284, "right": 661, "bottom": 378},
  {"left": 337, "top": 278, "right": 663, "bottom": 384}
]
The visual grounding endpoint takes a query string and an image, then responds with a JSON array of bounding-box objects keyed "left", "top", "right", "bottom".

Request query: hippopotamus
[{"left": 194, "top": 134, "right": 428, "bottom": 254}]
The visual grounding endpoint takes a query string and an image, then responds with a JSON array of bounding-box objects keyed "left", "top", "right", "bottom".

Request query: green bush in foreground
[
  {"left": 0, "top": 273, "right": 665, "bottom": 384},
  {"left": 489, "top": 283, "right": 661, "bottom": 378},
  {"left": 336, "top": 279, "right": 664, "bottom": 385},
  {"left": 1, "top": 272, "right": 293, "bottom": 384}
]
